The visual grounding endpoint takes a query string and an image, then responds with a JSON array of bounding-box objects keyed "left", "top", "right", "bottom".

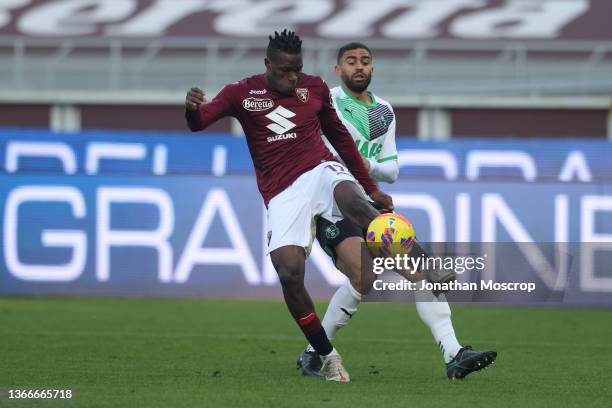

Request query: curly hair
[{"left": 267, "top": 29, "right": 302, "bottom": 59}]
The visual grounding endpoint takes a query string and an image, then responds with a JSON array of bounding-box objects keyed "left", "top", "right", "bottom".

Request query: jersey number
[
  {"left": 325, "top": 163, "right": 350, "bottom": 176},
  {"left": 265, "top": 106, "right": 297, "bottom": 134}
]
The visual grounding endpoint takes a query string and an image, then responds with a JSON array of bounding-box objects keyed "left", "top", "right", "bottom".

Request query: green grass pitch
[{"left": 1, "top": 297, "right": 611, "bottom": 407}]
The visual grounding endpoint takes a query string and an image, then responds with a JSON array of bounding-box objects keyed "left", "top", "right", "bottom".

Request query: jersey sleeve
[
  {"left": 376, "top": 112, "right": 398, "bottom": 163},
  {"left": 369, "top": 110, "right": 399, "bottom": 182},
  {"left": 368, "top": 159, "right": 399, "bottom": 183},
  {"left": 318, "top": 80, "right": 379, "bottom": 195},
  {"left": 185, "top": 83, "right": 238, "bottom": 131}
]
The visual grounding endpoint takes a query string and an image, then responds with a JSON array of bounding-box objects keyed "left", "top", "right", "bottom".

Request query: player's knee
[
  {"left": 335, "top": 237, "right": 375, "bottom": 295},
  {"left": 275, "top": 263, "right": 305, "bottom": 291},
  {"left": 344, "top": 262, "right": 376, "bottom": 295},
  {"left": 341, "top": 260, "right": 362, "bottom": 294},
  {"left": 351, "top": 271, "right": 376, "bottom": 295},
  {"left": 278, "top": 271, "right": 304, "bottom": 293},
  {"left": 270, "top": 247, "right": 306, "bottom": 291}
]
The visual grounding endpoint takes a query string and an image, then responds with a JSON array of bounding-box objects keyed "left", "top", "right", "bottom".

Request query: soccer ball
[{"left": 366, "top": 213, "right": 415, "bottom": 258}]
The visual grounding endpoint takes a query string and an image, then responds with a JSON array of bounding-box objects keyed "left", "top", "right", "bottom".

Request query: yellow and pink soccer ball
[{"left": 366, "top": 213, "right": 415, "bottom": 258}]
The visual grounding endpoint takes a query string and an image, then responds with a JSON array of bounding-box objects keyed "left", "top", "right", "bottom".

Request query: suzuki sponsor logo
[
  {"left": 242, "top": 98, "right": 274, "bottom": 111},
  {"left": 267, "top": 133, "right": 297, "bottom": 143},
  {"left": 265, "top": 106, "right": 297, "bottom": 135},
  {"left": 249, "top": 89, "right": 267, "bottom": 95}
]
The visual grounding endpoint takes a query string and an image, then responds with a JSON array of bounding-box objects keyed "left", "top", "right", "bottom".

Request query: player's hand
[
  {"left": 185, "top": 87, "right": 206, "bottom": 111},
  {"left": 361, "top": 155, "right": 371, "bottom": 170},
  {"left": 370, "top": 190, "right": 394, "bottom": 213}
]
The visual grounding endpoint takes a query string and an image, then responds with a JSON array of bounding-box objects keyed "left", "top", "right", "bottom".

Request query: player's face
[
  {"left": 336, "top": 48, "right": 373, "bottom": 93},
  {"left": 265, "top": 52, "right": 303, "bottom": 95}
]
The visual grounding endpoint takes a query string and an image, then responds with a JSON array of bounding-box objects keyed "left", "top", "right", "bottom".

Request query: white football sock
[
  {"left": 415, "top": 288, "right": 462, "bottom": 363},
  {"left": 322, "top": 280, "right": 362, "bottom": 340}
]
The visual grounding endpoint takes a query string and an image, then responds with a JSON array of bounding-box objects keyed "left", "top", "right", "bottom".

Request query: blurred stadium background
[
  {"left": 2, "top": 1, "right": 612, "bottom": 406},
  {"left": 1, "top": 0, "right": 611, "bottom": 301},
  {"left": 1, "top": 0, "right": 611, "bottom": 135}
]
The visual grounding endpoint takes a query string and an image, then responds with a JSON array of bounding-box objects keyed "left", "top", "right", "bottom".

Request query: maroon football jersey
[{"left": 186, "top": 73, "right": 378, "bottom": 205}]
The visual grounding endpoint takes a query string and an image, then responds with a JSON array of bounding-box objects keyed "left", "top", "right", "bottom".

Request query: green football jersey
[{"left": 329, "top": 85, "right": 398, "bottom": 164}]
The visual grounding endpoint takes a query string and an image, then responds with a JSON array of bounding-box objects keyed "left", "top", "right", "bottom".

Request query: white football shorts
[{"left": 266, "top": 161, "right": 363, "bottom": 256}]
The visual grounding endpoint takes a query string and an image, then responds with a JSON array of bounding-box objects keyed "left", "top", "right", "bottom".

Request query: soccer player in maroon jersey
[{"left": 184, "top": 29, "right": 392, "bottom": 382}]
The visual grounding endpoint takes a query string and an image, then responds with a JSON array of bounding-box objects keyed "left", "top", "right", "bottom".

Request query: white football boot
[{"left": 320, "top": 352, "right": 350, "bottom": 382}]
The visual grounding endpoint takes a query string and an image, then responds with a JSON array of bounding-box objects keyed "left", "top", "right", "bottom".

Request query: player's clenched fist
[{"left": 185, "top": 87, "right": 206, "bottom": 111}]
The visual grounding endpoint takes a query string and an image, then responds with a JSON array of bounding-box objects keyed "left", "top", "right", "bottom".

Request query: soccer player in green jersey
[{"left": 298, "top": 43, "right": 497, "bottom": 380}]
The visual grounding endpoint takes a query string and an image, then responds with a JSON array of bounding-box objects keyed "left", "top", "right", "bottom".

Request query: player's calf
[{"left": 271, "top": 246, "right": 335, "bottom": 358}]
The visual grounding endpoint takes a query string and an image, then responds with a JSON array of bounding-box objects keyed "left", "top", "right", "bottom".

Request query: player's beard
[{"left": 343, "top": 72, "right": 372, "bottom": 93}]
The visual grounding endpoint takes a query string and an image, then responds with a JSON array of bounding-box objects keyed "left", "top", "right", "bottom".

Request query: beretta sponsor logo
[{"left": 243, "top": 98, "right": 274, "bottom": 111}]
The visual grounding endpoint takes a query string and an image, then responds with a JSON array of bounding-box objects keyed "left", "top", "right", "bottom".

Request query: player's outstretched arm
[
  {"left": 184, "top": 84, "right": 236, "bottom": 132},
  {"left": 318, "top": 81, "right": 393, "bottom": 211}
]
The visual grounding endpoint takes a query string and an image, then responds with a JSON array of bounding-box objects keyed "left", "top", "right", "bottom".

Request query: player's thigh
[
  {"left": 310, "top": 162, "right": 360, "bottom": 223},
  {"left": 267, "top": 185, "right": 314, "bottom": 256},
  {"left": 332, "top": 180, "right": 379, "bottom": 222},
  {"left": 315, "top": 216, "right": 361, "bottom": 259},
  {"left": 316, "top": 217, "right": 376, "bottom": 294}
]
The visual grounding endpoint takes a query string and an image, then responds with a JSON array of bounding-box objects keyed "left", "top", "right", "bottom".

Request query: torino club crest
[{"left": 295, "top": 88, "right": 309, "bottom": 103}]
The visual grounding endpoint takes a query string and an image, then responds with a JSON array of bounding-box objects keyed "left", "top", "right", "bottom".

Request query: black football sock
[{"left": 297, "top": 313, "right": 333, "bottom": 356}]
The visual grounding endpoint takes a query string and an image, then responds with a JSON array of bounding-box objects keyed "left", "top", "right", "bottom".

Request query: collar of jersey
[{"left": 340, "top": 85, "right": 377, "bottom": 108}]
